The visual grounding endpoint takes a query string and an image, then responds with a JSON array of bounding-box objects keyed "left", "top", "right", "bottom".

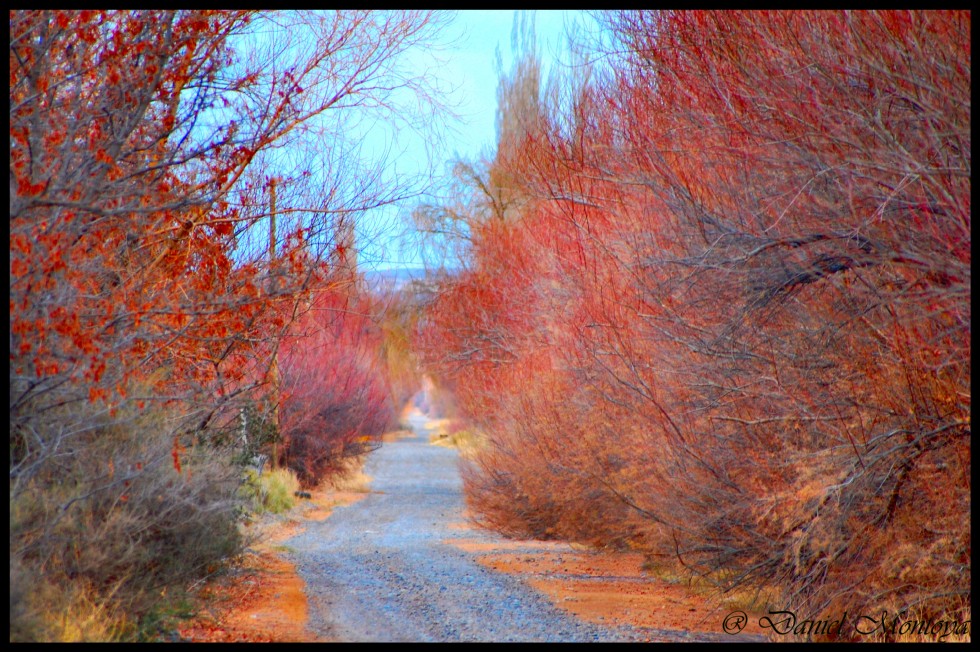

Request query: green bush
[{"left": 239, "top": 467, "right": 300, "bottom": 515}]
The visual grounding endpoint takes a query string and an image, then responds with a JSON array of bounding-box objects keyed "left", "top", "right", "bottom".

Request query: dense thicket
[
  {"left": 279, "top": 281, "right": 398, "bottom": 487},
  {"left": 417, "top": 11, "right": 970, "bottom": 640}
]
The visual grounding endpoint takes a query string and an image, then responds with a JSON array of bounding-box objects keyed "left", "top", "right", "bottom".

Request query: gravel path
[{"left": 284, "top": 412, "right": 712, "bottom": 642}]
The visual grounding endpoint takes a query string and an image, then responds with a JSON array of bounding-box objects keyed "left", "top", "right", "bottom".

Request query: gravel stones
[{"left": 284, "top": 414, "right": 650, "bottom": 642}]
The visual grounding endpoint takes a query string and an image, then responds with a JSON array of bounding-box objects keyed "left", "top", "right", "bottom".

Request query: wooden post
[{"left": 268, "top": 178, "right": 281, "bottom": 469}]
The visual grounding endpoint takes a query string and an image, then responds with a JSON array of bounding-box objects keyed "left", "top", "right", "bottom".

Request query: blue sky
[
  {"left": 431, "top": 10, "right": 582, "bottom": 162},
  {"left": 357, "top": 10, "right": 592, "bottom": 271}
]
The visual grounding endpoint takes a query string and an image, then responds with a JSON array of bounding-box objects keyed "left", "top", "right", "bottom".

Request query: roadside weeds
[{"left": 177, "top": 457, "right": 375, "bottom": 642}]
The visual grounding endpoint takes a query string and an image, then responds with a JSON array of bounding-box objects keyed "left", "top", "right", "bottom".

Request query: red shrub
[{"left": 280, "top": 286, "right": 395, "bottom": 487}]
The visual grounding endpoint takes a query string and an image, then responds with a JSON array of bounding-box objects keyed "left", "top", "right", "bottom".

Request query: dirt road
[{"left": 283, "top": 411, "right": 754, "bottom": 642}]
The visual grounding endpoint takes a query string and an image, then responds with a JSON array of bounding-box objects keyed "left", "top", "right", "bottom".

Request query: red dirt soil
[
  {"left": 446, "top": 534, "right": 769, "bottom": 640},
  {"left": 177, "top": 479, "right": 372, "bottom": 642}
]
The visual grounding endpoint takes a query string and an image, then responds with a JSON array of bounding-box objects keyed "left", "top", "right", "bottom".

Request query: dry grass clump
[
  {"left": 322, "top": 454, "right": 373, "bottom": 493},
  {"left": 10, "top": 397, "right": 244, "bottom": 641},
  {"left": 240, "top": 467, "right": 301, "bottom": 515},
  {"left": 429, "top": 419, "right": 485, "bottom": 458},
  {"left": 425, "top": 418, "right": 453, "bottom": 440}
]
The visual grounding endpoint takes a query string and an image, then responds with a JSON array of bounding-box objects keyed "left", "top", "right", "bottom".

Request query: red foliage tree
[
  {"left": 10, "top": 9, "right": 448, "bottom": 471},
  {"left": 418, "top": 10, "right": 970, "bottom": 638},
  {"left": 9, "top": 10, "right": 450, "bottom": 636}
]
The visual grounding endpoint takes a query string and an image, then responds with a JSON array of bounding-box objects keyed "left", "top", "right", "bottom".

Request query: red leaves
[
  {"left": 15, "top": 177, "right": 45, "bottom": 197},
  {"left": 89, "top": 385, "right": 106, "bottom": 403},
  {"left": 10, "top": 12, "right": 460, "bottom": 638},
  {"left": 210, "top": 220, "right": 233, "bottom": 237},
  {"left": 95, "top": 148, "right": 114, "bottom": 165},
  {"left": 10, "top": 233, "right": 31, "bottom": 256}
]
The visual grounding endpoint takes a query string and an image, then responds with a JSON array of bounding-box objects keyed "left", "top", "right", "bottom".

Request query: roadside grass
[
  {"left": 181, "top": 450, "right": 377, "bottom": 641},
  {"left": 10, "top": 394, "right": 244, "bottom": 642},
  {"left": 640, "top": 557, "right": 776, "bottom": 618},
  {"left": 426, "top": 418, "right": 453, "bottom": 440},
  {"left": 428, "top": 419, "right": 485, "bottom": 458},
  {"left": 9, "top": 570, "right": 126, "bottom": 642},
  {"left": 323, "top": 454, "right": 373, "bottom": 493},
  {"left": 640, "top": 559, "right": 970, "bottom": 642},
  {"left": 240, "top": 467, "right": 301, "bottom": 515}
]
